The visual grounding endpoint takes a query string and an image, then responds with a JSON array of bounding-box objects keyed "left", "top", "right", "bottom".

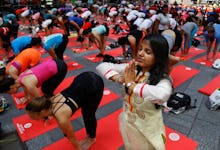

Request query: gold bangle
[{"left": 115, "top": 75, "right": 123, "bottom": 83}]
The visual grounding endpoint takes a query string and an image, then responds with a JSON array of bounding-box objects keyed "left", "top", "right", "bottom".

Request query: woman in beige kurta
[{"left": 97, "top": 34, "right": 173, "bottom": 150}]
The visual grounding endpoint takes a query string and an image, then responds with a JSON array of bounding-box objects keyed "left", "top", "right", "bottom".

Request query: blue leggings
[{"left": 185, "top": 24, "right": 198, "bottom": 49}]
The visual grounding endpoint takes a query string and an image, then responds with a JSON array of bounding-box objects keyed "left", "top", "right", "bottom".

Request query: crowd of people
[{"left": 0, "top": 0, "right": 220, "bottom": 149}]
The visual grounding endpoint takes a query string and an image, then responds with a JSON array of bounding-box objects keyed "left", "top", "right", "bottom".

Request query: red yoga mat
[
  {"left": 11, "top": 92, "right": 28, "bottom": 109},
  {"left": 175, "top": 47, "right": 205, "bottom": 61},
  {"left": 42, "top": 109, "right": 123, "bottom": 150},
  {"left": 54, "top": 76, "right": 75, "bottom": 94},
  {"left": 193, "top": 52, "right": 220, "bottom": 67},
  {"left": 170, "top": 65, "right": 200, "bottom": 88},
  {"left": 165, "top": 126, "right": 198, "bottom": 150},
  {"left": 72, "top": 45, "right": 97, "bottom": 53},
  {"left": 12, "top": 87, "right": 120, "bottom": 142},
  {"left": 108, "top": 33, "right": 124, "bottom": 40},
  {"left": 38, "top": 48, "right": 47, "bottom": 54},
  {"left": 66, "top": 61, "right": 83, "bottom": 71},
  {"left": 42, "top": 110, "right": 198, "bottom": 150},
  {"left": 18, "top": 31, "right": 27, "bottom": 36},
  {"left": 198, "top": 74, "right": 220, "bottom": 96},
  {"left": 71, "top": 41, "right": 111, "bottom": 53},
  {"left": 67, "top": 37, "right": 79, "bottom": 47},
  {"left": 52, "top": 28, "right": 64, "bottom": 34},
  {"left": 84, "top": 48, "right": 122, "bottom": 62},
  {"left": 0, "top": 48, "right": 7, "bottom": 59},
  {"left": 40, "top": 55, "right": 70, "bottom": 62}
]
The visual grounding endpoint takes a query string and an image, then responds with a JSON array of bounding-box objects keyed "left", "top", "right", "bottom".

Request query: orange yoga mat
[
  {"left": 42, "top": 110, "right": 198, "bottom": 150},
  {"left": 175, "top": 47, "right": 205, "bottom": 61},
  {"left": 170, "top": 65, "right": 200, "bottom": 88},
  {"left": 84, "top": 48, "right": 122, "bottom": 62},
  {"left": 40, "top": 55, "right": 70, "bottom": 62},
  {"left": 193, "top": 52, "right": 220, "bottom": 67},
  {"left": 66, "top": 61, "right": 83, "bottom": 71},
  {"left": 198, "top": 74, "right": 220, "bottom": 96},
  {"left": 42, "top": 109, "right": 123, "bottom": 150},
  {"left": 12, "top": 87, "right": 120, "bottom": 142}
]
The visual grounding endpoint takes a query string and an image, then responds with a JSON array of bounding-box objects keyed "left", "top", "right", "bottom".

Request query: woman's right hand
[{"left": 124, "top": 59, "right": 136, "bottom": 84}]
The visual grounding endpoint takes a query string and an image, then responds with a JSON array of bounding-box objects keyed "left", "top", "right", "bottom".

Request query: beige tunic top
[{"left": 96, "top": 62, "right": 172, "bottom": 150}]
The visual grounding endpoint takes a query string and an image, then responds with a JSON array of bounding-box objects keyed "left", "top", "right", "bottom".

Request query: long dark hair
[
  {"left": 0, "top": 77, "right": 15, "bottom": 93},
  {"left": 26, "top": 96, "right": 51, "bottom": 113},
  {"left": 137, "top": 34, "right": 169, "bottom": 85}
]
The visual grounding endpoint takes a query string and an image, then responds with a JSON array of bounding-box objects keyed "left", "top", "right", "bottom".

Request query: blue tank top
[
  {"left": 11, "top": 36, "right": 32, "bottom": 55},
  {"left": 43, "top": 33, "right": 63, "bottom": 51},
  {"left": 92, "top": 25, "right": 106, "bottom": 35}
]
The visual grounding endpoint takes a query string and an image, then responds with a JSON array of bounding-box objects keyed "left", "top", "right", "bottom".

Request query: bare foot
[
  {"left": 79, "top": 137, "right": 89, "bottom": 145},
  {"left": 79, "top": 137, "right": 96, "bottom": 150},
  {"left": 205, "top": 57, "right": 209, "bottom": 61}
]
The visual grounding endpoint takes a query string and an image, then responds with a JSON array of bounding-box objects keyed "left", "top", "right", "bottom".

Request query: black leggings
[
  {"left": 54, "top": 35, "right": 69, "bottom": 60},
  {"left": 41, "top": 59, "right": 67, "bottom": 97},
  {"left": 61, "top": 71, "right": 104, "bottom": 138}
]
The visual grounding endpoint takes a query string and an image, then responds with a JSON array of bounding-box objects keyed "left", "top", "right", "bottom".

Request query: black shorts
[{"left": 103, "top": 24, "right": 109, "bottom": 36}]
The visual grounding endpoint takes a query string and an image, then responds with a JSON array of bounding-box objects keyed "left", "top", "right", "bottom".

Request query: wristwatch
[{"left": 126, "top": 82, "right": 135, "bottom": 88}]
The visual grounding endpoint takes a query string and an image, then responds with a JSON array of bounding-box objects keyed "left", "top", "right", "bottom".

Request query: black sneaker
[{"left": 96, "top": 53, "right": 104, "bottom": 57}]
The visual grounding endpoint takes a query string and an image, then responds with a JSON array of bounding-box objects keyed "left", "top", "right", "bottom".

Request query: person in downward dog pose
[
  {"left": 0, "top": 59, "right": 67, "bottom": 103},
  {"left": 25, "top": 71, "right": 104, "bottom": 150}
]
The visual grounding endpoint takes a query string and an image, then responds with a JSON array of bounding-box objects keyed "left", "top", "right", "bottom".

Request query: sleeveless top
[
  {"left": 18, "top": 59, "right": 57, "bottom": 87},
  {"left": 92, "top": 25, "right": 106, "bottom": 35}
]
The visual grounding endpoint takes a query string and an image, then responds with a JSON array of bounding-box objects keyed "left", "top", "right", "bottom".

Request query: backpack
[
  {"left": 0, "top": 96, "right": 9, "bottom": 113},
  {"left": 167, "top": 92, "right": 196, "bottom": 114},
  {"left": 206, "top": 88, "right": 220, "bottom": 111},
  {"left": 103, "top": 54, "right": 120, "bottom": 64},
  {"left": 192, "top": 38, "right": 200, "bottom": 47}
]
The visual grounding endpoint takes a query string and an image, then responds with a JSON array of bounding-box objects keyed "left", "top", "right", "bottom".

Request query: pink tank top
[{"left": 18, "top": 59, "right": 58, "bottom": 87}]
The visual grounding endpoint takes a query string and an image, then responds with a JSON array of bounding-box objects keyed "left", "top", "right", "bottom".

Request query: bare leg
[
  {"left": 211, "top": 43, "right": 218, "bottom": 61},
  {"left": 206, "top": 42, "right": 212, "bottom": 60}
]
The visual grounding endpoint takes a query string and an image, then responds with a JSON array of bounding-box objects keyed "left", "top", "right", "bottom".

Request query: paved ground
[{"left": 0, "top": 33, "right": 219, "bottom": 150}]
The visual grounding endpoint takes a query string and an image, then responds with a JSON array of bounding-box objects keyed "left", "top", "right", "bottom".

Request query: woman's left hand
[{"left": 124, "top": 59, "right": 136, "bottom": 83}]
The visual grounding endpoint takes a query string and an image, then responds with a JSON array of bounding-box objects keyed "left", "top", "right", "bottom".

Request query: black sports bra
[{"left": 52, "top": 94, "right": 78, "bottom": 115}]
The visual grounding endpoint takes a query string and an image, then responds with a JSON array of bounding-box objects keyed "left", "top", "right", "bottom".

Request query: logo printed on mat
[
  {"left": 72, "top": 63, "right": 79, "bottom": 66},
  {"left": 185, "top": 67, "right": 192, "bottom": 71},
  {"left": 24, "top": 123, "right": 32, "bottom": 129},
  {"left": 169, "top": 132, "right": 180, "bottom": 141},
  {"left": 15, "top": 97, "right": 24, "bottom": 104},
  {"left": 16, "top": 123, "right": 25, "bottom": 134},
  {"left": 200, "top": 62, "right": 206, "bottom": 65},
  {"left": 103, "top": 90, "right": 111, "bottom": 95},
  {"left": 88, "top": 57, "right": 95, "bottom": 60}
]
